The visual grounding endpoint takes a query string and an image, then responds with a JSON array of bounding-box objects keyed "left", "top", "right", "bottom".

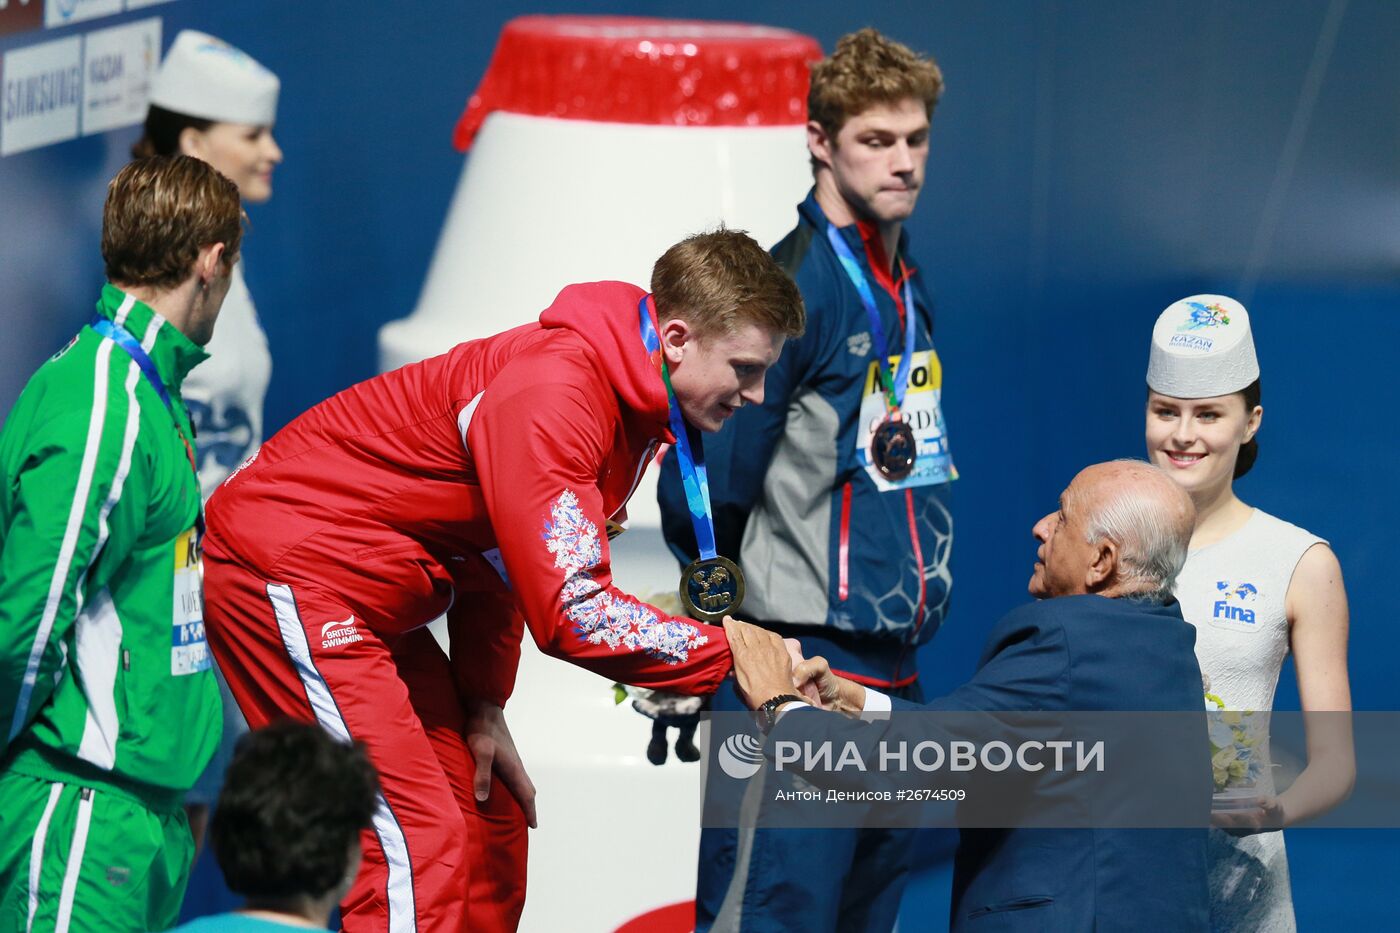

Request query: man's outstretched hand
[{"left": 725, "top": 618, "right": 819, "bottom": 709}]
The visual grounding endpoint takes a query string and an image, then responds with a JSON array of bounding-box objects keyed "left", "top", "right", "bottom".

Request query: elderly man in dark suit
[{"left": 726, "top": 460, "right": 1211, "bottom": 932}]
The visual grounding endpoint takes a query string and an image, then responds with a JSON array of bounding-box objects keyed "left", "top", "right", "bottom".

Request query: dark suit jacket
[{"left": 778, "top": 594, "right": 1211, "bottom": 932}]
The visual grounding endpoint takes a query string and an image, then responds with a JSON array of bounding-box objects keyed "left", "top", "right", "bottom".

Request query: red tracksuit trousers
[{"left": 204, "top": 553, "right": 529, "bottom": 932}]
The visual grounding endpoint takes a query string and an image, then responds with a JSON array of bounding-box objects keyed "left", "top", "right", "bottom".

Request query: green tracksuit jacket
[{"left": 0, "top": 284, "right": 220, "bottom": 801}]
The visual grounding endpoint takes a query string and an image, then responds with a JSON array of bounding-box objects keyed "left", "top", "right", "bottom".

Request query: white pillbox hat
[
  {"left": 149, "top": 30, "right": 279, "bottom": 126},
  {"left": 1146, "top": 295, "right": 1259, "bottom": 398}
]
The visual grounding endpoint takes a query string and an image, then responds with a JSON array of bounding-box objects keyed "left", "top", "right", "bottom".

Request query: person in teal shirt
[{"left": 168, "top": 721, "right": 379, "bottom": 932}]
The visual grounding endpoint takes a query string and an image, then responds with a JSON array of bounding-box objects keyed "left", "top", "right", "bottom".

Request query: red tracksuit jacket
[{"left": 204, "top": 282, "right": 733, "bottom": 705}]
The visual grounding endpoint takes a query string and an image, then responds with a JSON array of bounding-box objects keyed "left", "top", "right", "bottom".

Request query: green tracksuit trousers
[{"left": 0, "top": 770, "right": 192, "bottom": 932}]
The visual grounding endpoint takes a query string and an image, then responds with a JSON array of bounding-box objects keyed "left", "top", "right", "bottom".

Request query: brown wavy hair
[
  {"left": 808, "top": 28, "right": 944, "bottom": 143},
  {"left": 102, "top": 155, "right": 243, "bottom": 291},
  {"left": 651, "top": 228, "right": 805, "bottom": 340}
]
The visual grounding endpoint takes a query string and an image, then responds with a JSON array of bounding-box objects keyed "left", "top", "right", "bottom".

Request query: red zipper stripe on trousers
[{"left": 892, "top": 487, "right": 926, "bottom": 684}]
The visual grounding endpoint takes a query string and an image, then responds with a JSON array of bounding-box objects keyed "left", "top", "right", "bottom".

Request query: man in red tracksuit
[{"left": 202, "top": 229, "right": 806, "bottom": 932}]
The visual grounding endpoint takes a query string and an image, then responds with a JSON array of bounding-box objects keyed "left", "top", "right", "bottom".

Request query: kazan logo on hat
[
  {"left": 149, "top": 30, "right": 280, "bottom": 127},
  {"left": 1177, "top": 300, "right": 1232, "bottom": 331},
  {"left": 1147, "top": 294, "right": 1259, "bottom": 396}
]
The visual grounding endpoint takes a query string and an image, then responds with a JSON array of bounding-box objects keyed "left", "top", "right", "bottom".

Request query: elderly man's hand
[
  {"left": 793, "top": 656, "right": 866, "bottom": 716},
  {"left": 783, "top": 638, "right": 825, "bottom": 707},
  {"left": 724, "top": 618, "right": 801, "bottom": 710}
]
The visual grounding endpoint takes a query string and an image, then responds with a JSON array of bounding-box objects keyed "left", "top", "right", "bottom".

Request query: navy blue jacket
[
  {"left": 779, "top": 595, "right": 1211, "bottom": 932},
  {"left": 658, "top": 189, "right": 953, "bottom": 684}
]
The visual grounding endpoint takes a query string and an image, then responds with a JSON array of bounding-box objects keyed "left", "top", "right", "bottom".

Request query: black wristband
[{"left": 756, "top": 693, "right": 806, "bottom": 734}]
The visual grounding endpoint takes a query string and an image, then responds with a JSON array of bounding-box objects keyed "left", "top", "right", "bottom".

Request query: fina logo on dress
[
  {"left": 1212, "top": 580, "right": 1258, "bottom": 624},
  {"left": 718, "top": 733, "right": 764, "bottom": 779},
  {"left": 185, "top": 397, "right": 255, "bottom": 477}
]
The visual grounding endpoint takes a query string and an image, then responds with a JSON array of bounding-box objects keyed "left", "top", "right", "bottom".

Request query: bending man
[{"left": 202, "top": 229, "right": 805, "bottom": 932}]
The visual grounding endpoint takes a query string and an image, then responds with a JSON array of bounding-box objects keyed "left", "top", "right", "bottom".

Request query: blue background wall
[{"left": 3, "top": 0, "right": 1396, "bottom": 927}]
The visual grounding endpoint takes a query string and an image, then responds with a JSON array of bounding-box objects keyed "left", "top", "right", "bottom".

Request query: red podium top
[{"left": 453, "top": 16, "right": 823, "bottom": 151}]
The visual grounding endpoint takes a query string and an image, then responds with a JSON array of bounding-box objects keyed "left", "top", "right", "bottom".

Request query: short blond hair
[
  {"left": 808, "top": 28, "right": 944, "bottom": 140},
  {"left": 102, "top": 155, "right": 243, "bottom": 290},
  {"left": 651, "top": 228, "right": 805, "bottom": 339}
]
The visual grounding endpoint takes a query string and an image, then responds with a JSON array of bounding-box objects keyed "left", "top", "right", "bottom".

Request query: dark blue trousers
[{"left": 697, "top": 677, "right": 925, "bottom": 933}]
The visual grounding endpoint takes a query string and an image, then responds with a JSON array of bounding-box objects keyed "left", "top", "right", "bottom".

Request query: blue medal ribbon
[
  {"left": 90, "top": 314, "right": 205, "bottom": 537},
  {"left": 638, "top": 296, "right": 718, "bottom": 560},
  {"left": 92, "top": 316, "right": 173, "bottom": 408},
  {"left": 826, "top": 224, "right": 917, "bottom": 412}
]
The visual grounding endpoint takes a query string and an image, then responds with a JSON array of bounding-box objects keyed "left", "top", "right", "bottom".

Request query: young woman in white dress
[
  {"left": 1144, "top": 295, "right": 1354, "bottom": 932},
  {"left": 133, "top": 29, "right": 281, "bottom": 499},
  {"left": 131, "top": 30, "right": 282, "bottom": 848}
]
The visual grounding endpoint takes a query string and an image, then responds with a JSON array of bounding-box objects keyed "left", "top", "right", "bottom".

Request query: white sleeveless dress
[{"left": 1173, "top": 508, "right": 1325, "bottom": 933}]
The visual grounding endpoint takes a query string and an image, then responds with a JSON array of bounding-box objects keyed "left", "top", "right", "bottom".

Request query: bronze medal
[
  {"left": 680, "top": 556, "right": 746, "bottom": 623},
  {"left": 871, "top": 417, "right": 918, "bottom": 481}
]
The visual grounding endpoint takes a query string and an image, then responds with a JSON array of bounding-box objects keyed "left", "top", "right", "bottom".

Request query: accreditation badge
[
  {"left": 171, "top": 525, "right": 212, "bottom": 676},
  {"left": 856, "top": 349, "right": 958, "bottom": 492}
]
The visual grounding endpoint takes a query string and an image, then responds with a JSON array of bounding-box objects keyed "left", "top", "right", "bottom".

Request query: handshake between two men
[{"left": 726, "top": 618, "right": 863, "bottom": 720}]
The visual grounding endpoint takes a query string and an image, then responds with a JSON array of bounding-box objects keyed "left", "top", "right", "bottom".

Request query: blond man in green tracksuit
[{"left": 0, "top": 156, "right": 242, "bottom": 932}]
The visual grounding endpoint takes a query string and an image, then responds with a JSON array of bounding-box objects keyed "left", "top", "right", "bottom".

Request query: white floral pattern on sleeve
[{"left": 543, "top": 489, "right": 708, "bottom": 664}]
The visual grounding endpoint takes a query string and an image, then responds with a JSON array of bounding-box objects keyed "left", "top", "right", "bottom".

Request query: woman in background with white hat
[
  {"left": 134, "top": 29, "right": 281, "bottom": 499},
  {"left": 132, "top": 29, "right": 281, "bottom": 851},
  {"left": 1144, "top": 296, "right": 1354, "bottom": 932}
]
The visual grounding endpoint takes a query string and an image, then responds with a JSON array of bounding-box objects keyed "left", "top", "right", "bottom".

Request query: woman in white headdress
[
  {"left": 132, "top": 30, "right": 281, "bottom": 845},
  {"left": 134, "top": 29, "right": 281, "bottom": 498},
  {"left": 1144, "top": 296, "right": 1354, "bottom": 932}
]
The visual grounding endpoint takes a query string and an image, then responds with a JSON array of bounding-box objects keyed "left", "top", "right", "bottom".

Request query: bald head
[{"left": 1030, "top": 460, "right": 1196, "bottom": 600}]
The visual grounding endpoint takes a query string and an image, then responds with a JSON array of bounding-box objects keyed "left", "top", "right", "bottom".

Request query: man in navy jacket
[
  {"left": 660, "top": 29, "right": 953, "bottom": 930},
  {"left": 726, "top": 461, "right": 1211, "bottom": 932}
]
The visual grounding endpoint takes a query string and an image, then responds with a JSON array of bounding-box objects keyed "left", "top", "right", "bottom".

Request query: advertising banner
[
  {"left": 80, "top": 15, "right": 158, "bottom": 135},
  {"left": 44, "top": 0, "right": 120, "bottom": 30},
  {"left": 1, "top": 34, "right": 81, "bottom": 155}
]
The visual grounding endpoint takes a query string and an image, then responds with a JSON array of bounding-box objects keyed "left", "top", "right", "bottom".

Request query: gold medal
[{"left": 680, "top": 556, "right": 746, "bottom": 623}]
